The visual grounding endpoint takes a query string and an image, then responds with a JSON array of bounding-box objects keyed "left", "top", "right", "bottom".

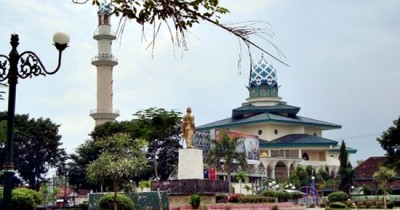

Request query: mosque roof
[
  {"left": 197, "top": 110, "right": 341, "bottom": 131},
  {"left": 328, "top": 145, "right": 358, "bottom": 154},
  {"left": 250, "top": 57, "right": 278, "bottom": 87},
  {"left": 259, "top": 134, "right": 338, "bottom": 147},
  {"left": 232, "top": 103, "right": 300, "bottom": 119}
]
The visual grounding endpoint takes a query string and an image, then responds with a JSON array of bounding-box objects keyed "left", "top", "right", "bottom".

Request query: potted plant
[{"left": 190, "top": 194, "right": 201, "bottom": 209}]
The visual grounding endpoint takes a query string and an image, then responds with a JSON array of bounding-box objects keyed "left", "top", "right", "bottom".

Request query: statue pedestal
[{"left": 178, "top": 149, "right": 203, "bottom": 179}]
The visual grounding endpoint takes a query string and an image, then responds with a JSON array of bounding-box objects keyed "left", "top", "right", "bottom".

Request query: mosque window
[
  {"left": 258, "top": 130, "right": 262, "bottom": 135},
  {"left": 261, "top": 86, "right": 268, "bottom": 96},
  {"left": 271, "top": 87, "right": 277, "bottom": 96},
  {"left": 274, "top": 129, "right": 278, "bottom": 135}
]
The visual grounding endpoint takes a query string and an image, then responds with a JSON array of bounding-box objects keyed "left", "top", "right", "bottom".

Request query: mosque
[{"left": 195, "top": 56, "right": 357, "bottom": 182}]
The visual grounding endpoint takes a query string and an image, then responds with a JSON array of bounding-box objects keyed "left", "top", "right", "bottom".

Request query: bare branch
[
  {"left": 201, "top": 17, "right": 289, "bottom": 66},
  {"left": 71, "top": 0, "right": 90, "bottom": 4}
]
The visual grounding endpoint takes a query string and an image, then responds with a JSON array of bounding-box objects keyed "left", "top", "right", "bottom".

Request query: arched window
[{"left": 302, "top": 153, "right": 309, "bottom": 160}]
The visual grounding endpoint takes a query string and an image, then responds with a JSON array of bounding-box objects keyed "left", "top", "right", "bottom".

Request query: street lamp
[
  {"left": 0, "top": 32, "right": 69, "bottom": 210},
  {"left": 350, "top": 185, "right": 355, "bottom": 200},
  {"left": 311, "top": 176, "right": 316, "bottom": 204}
]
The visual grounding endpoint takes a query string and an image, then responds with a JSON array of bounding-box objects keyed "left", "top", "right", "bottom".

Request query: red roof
[
  {"left": 353, "top": 156, "right": 400, "bottom": 189},
  {"left": 354, "top": 156, "right": 387, "bottom": 179}
]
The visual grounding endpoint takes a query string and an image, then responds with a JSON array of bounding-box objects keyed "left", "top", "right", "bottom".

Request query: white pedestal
[{"left": 178, "top": 149, "right": 204, "bottom": 179}]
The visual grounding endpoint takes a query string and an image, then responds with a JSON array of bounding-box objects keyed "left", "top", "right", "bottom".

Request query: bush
[
  {"left": 387, "top": 202, "right": 394, "bottom": 209},
  {"left": 260, "top": 190, "right": 276, "bottom": 198},
  {"left": 190, "top": 194, "right": 201, "bottom": 209},
  {"left": 365, "top": 200, "right": 373, "bottom": 208},
  {"left": 329, "top": 202, "right": 347, "bottom": 208},
  {"left": 327, "top": 191, "right": 348, "bottom": 202},
  {"left": 227, "top": 194, "right": 241, "bottom": 203},
  {"left": 276, "top": 191, "right": 290, "bottom": 202},
  {"left": 216, "top": 193, "right": 228, "bottom": 203},
  {"left": 0, "top": 187, "right": 42, "bottom": 210},
  {"left": 98, "top": 193, "right": 134, "bottom": 210},
  {"left": 238, "top": 195, "right": 274, "bottom": 203},
  {"left": 290, "top": 192, "right": 304, "bottom": 200}
]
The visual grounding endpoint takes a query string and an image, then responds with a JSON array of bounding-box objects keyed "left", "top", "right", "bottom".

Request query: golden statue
[{"left": 182, "top": 107, "right": 195, "bottom": 148}]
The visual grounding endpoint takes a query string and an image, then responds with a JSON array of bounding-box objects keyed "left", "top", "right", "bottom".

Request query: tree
[
  {"left": 0, "top": 112, "right": 67, "bottom": 190},
  {"left": 205, "top": 132, "right": 248, "bottom": 194},
  {"left": 69, "top": 108, "right": 182, "bottom": 192},
  {"left": 133, "top": 107, "right": 182, "bottom": 181},
  {"left": 73, "top": 0, "right": 288, "bottom": 67},
  {"left": 288, "top": 165, "right": 316, "bottom": 188},
  {"left": 338, "top": 140, "right": 352, "bottom": 193},
  {"left": 86, "top": 133, "right": 148, "bottom": 210},
  {"left": 373, "top": 166, "right": 397, "bottom": 210},
  {"left": 377, "top": 116, "right": 400, "bottom": 169},
  {"left": 68, "top": 120, "right": 138, "bottom": 191},
  {"left": 234, "top": 171, "right": 248, "bottom": 194}
]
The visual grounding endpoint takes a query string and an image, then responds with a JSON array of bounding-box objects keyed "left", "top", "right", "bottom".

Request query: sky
[{"left": 1, "top": 0, "right": 399, "bottom": 172}]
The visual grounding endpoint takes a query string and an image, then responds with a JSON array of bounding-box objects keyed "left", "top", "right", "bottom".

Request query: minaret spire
[{"left": 90, "top": 0, "right": 119, "bottom": 126}]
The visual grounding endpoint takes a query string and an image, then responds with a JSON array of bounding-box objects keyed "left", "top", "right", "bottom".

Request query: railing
[
  {"left": 91, "top": 53, "right": 118, "bottom": 63},
  {"left": 90, "top": 109, "right": 119, "bottom": 114},
  {"left": 93, "top": 28, "right": 116, "bottom": 37}
]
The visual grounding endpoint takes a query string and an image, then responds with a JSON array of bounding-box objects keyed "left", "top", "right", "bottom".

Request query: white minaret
[{"left": 90, "top": 1, "right": 119, "bottom": 126}]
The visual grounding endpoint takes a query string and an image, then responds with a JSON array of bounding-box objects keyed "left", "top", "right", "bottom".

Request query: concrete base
[{"left": 178, "top": 149, "right": 203, "bottom": 179}]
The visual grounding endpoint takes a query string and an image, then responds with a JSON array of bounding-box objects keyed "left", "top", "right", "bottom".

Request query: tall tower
[{"left": 90, "top": 1, "right": 119, "bottom": 126}]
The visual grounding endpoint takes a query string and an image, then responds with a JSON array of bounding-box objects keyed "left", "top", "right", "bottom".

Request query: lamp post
[
  {"left": 311, "top": 176, "right": 316, "bottom": 204},
  {"left": 350, "top": 185, "right": 354, "bottom": 201},
  {"left": 0, "top": 32, "right": 69, "bottom": 210}
]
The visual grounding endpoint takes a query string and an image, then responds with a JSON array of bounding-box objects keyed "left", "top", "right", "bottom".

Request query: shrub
[
  {"left": 329, "top": 202, "right": 346, "bottom": 208},
  {"left": 276, "top": 191, "right": 290, "bottom": 202},
  {"left": 387, "top": 202, "right": 394, "bottom": 209},
  {"left": 393, "top": 200, "right": 400, "bottom": 207},
  {"left": 216, "top": 193, "right": 228, "bottom": 203},
  {"left": 98, "top": 193, "right": 134, "bottom": 210},
  {"left": 227, "top": 194, "right": 241, "bottom": 203},
  {"left": 327, "top": 191, "right": 348, "bottom": 202},
  {"left": 190, "top": 194, "right": 201, "bottom": 209},
  {"left": 290, "top": 192, "right": 304, "bottom": 200},
  {"left": 238, "top": 195, "right": 274, "bottom": 203},
  {"left": 365, "top": 200, "right": 373, "bottom": 208},
  {"left": 0, "top": 187, "right": 42, "bottom": 210},
  {"left": 261, "top": 190, "right": 276, "bottom": 198}
]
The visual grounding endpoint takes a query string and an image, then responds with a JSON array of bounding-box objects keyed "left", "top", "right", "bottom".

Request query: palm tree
[
  {"left": 235, "top": 171, "right": 248, "bottom": 194},
  {"left": 205, "top": 132, "right": 248, "bottom": 194}
]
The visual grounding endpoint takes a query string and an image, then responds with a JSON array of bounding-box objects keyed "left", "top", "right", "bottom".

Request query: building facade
[{"left": 195, "top": 56, "right": 356, "bottom": 182}]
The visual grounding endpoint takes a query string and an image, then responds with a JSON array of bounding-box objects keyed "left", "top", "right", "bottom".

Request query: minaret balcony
[
  {"left": 93, "top": 28, "right": 116, "bottom": 40},
  {"left": 90, "top": 109, "right": 120, "bottom": 120},
  {"left": 91, "top": 53, "right": 118, "bottom": 66}
]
